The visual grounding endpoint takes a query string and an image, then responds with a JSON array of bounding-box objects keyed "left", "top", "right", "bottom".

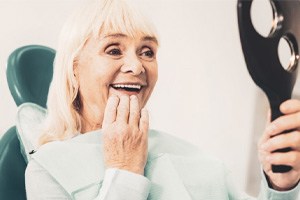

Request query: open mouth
[{"left": 110, "top": 84, "right": 143, "bottom": 93}]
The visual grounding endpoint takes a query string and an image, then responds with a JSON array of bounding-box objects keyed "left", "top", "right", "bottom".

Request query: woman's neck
[{"left": 80, "top": 107, "right": 102, "bottom": 134}]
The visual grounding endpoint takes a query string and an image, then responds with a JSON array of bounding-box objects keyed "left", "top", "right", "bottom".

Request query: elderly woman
[{"left": 25, "top": 0, "right": 300, "bottom": 199}]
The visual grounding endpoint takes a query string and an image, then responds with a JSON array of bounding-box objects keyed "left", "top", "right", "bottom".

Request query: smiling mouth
[{"left": 110, "top": 84, "right": 143, "bottom": 93}]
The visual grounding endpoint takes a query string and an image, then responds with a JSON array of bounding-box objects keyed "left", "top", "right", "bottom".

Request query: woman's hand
[
  {"left": 102, "top": 95, "right": 149, "bottom": 175},
  {"left": 258, "top": 99, "right": 300, "bottom": 191}
]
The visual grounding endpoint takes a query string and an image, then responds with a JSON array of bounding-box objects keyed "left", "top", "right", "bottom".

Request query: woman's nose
[{"left": 120, "top": 54, "right": 145, "bottom": 75}]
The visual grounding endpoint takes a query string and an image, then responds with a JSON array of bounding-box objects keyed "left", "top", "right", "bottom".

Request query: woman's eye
[
  {"left": 107, "top": 48, "right": 122, "bottom": 56},
  {"left": 144, "top": 50, "right": 154, "bottom": 57},
  {"left": 140, "top": 48, "right": 155, "bottom": 60}
]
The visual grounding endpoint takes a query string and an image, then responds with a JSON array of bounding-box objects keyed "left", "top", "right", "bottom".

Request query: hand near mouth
[{"left": 102, "top": 95, "right": 149, "bottom": 175}]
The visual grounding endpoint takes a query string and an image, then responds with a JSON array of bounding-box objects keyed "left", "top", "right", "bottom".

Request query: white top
[
  {"left": 25, "top": 130, "right": 300, "bottom": 200},
  {"left": 26, "top": 164, "right": 150, "bottom": 200}
]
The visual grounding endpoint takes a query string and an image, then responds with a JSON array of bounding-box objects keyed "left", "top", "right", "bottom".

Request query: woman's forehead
[
  {"left": 82, "top": 32, "right": 159, "bottom": 52},
  {"left": 97, "top": 32, "right": 158, "bottom": 45}
]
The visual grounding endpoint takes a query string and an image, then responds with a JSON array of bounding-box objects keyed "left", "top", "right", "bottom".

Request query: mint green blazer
[{"left": 27, "top": 130, "right": 300, "bottom": 200}]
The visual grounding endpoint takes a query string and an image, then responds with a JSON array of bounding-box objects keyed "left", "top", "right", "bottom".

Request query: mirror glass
[
  {"left": 278, "top": 36, "right": 299, "bottom": 72},
  {"left": 251, "top": 0, "right": 275, "bottom": 37}
]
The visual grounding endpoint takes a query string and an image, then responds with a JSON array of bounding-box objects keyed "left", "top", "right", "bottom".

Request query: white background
[{"left": 1, "top": 0, "right": 299, "bottom": 196}]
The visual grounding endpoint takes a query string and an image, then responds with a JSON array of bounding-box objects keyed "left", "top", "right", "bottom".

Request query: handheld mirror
[{"left": 237, "top": 0, "right": 300, "bottom": 173}]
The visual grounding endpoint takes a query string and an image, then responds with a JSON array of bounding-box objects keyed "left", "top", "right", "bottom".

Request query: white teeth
[{"left": 112, "top": 84, "right": 142, "bottom": 89}]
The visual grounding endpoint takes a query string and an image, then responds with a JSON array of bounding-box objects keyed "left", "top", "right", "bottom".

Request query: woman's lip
[
  {"left": 109, "top": 86, "right": 143, "bottom": 96},
  {"left": 110, "top": 82, "right": 147, "bottom": 87}
]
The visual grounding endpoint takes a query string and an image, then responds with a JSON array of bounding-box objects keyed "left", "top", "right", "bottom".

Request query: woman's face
[{"left": 75, "top": 33, "right": 158, "bottom": 127}]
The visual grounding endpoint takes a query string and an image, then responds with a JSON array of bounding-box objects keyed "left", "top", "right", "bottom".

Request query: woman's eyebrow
[
  {"left": 102, "top": 33, "right": 158, "bottom": 44},
  {"left": 103, "top": 33, "right": 127, "bottom": 39},
  {"left": 142, "top": 36, "right": 158, "bottom": 44}
]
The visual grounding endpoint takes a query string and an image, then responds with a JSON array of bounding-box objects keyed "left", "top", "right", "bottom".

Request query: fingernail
[
  {"left": 120, "top": 95, "right": 129, "bottom": 99},
  {"left": 130, "top": 95, "right": 137, "bottom": 99},
  {"left": 109, "top": 95, "right": 117, "bottom": 100}
]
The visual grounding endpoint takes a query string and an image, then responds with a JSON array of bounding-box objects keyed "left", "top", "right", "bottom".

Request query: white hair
[{"left": 40, "top": 0, "right": 159, "bottom": 144}]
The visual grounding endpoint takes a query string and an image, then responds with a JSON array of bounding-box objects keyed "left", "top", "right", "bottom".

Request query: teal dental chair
[{"left": 0, "top": 45, "right": 55, "bottom": 200}]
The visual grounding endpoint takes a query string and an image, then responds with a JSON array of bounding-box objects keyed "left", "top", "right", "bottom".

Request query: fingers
[
  {"left": 129, "top": 95, "right": 140, "bottom": 126},
  {"left": 261, "top": 131, "right": 300, "bottom": 152},
  {"left": 139, "top": 108, "right": 149, "bottom": 134},
  {"left": 265, "top": 151, "right": 300, "bottom": 170},
  {"left": 262, "top": 100, "right": 300, "bottom": 137},
  {"left": 280, "top": 99, "right": 300, "bottom": 115},
  {"left": 259, "top": 99, "right": 300, "bottom": 189},
  {"left": 116, "top": 96, "right": 130, "bottom": 123},
  {"left": 259, "top": 123, "right": 300, "bottom": 174},
  {"left": 104, "top": 95, "right": 143, "bottom": 127},
  {"left": 265, "top": 113, "right": 300, "bottom": 137},
  {"left": 103, "top": 96, "right": 120, "bottom": 127},
  {"left": 258, "top": 109, "right": 273, "bottom": 146}
]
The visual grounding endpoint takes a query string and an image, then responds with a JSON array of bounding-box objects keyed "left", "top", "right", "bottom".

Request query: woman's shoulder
[
  {"left": 25, "top": 159, "right": 72, "bottom": 199},
  {"left": 30, "top": 138, "right": 105, "bottom": 196}
]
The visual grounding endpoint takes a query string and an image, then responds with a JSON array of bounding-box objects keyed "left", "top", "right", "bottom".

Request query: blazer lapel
[{"left": 146, "top": 153, "right": 193, "bottom": 200}]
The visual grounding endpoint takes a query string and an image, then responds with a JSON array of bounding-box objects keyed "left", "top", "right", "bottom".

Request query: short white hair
[{"left": 40, "top": 0, "right": 159, "bottom": 144}]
